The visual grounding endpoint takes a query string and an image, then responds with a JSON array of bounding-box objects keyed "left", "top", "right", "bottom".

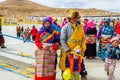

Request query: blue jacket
[{"left": 104, "top": 44, "right": 120, "bottom": 59}]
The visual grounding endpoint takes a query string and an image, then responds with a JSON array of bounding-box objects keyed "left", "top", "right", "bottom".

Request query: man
[
  {"left": 30, "top": 25, "right": 38, "bottom": 41},
  {"left": 59, "top": 11, "right": 87, "bottom": 80}
]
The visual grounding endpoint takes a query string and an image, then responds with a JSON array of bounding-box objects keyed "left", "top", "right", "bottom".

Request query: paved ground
[{"left": 0, "top": 26, "right": 120, "bottom": 80}]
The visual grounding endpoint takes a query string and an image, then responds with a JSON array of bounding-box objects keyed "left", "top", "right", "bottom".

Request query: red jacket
[
  {"left": 31, "top": 28, "right": 38, "bottom": 36},
  {"left": 35, "top": 33, "right": 59, "bottom": 51},
  {"left": 115, "top": 22, "right": 120, "bottom": 34}
]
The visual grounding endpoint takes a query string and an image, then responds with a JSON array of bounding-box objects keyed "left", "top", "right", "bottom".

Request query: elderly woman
[
  {"left": 59, "top": 11, "right": 87, "bottom": 80},
  {"left": 85, "top": 20, "right": 97, "bottom": 59},
  {"left": 35, "top": 17, "right": 60, "bottom": 80},
  {"left": 97, "top": 19, "right": 116, "bottom": 60}
]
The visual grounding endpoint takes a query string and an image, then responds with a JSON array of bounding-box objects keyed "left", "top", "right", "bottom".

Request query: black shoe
[
  {"left": 1, "top": 46, "right": 6, "bottom": 48},
  {"left": 81, "top": 70, "right": 87, "bottom": 76},
  {"left": 107, "top": 72, "right": 109, "bottom": 76},
  {"left": 81, "top": 75, "right": 87, "bottom": 80}
]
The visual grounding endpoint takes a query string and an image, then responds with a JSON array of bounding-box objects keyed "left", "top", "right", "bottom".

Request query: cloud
[
  {"left": 1, "top": 0, "right": 120, "bottom": 12},
  {"left": 0, "top": 0, "right": 5, "bottom": 2},
  {"left": 31, "top": 0, "right": 89, "bottom": 8},
  {"left": 31, "top": 0, "right": 120, "bottom": 12}
]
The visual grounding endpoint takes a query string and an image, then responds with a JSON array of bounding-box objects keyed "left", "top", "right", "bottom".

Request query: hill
[{"left": 0, "top": 0, "right": 119, "bottom": 20}]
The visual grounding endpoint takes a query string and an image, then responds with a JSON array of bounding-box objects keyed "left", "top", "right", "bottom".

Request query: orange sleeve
[{"left": 69, "top": 58, "right": 74, "bottom": 73}]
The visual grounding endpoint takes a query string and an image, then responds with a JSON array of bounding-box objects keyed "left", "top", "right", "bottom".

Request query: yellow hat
[{"left": 71, "top": 46, "right": 81, "bottom": 57}]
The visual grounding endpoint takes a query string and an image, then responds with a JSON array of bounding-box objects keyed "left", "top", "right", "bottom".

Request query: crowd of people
[
  {"left": 1, "top": 10, "right": 120, "bottom": 80},
  {"left": 16, "top": 25, "right": 38, "bottom": 42},
  {"left": 33, "top": 11, "right": 120, "bottom": 80}
]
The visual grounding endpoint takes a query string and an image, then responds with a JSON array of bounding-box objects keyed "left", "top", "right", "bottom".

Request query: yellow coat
[{"left": 59, "top": 23, "right": 86, "bottom": 71}]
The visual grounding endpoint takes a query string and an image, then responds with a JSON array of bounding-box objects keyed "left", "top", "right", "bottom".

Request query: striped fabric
[
  {"left": 40, "top": 31, "right": 60, "bottom": 43},
  {"left": 35, "top": 49, "right": 56, "bottom": 77}
]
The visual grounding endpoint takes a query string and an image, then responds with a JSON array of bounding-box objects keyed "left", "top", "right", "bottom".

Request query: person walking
[
  {"left": 85, "top": 20, "right": 97, "bottom": 59},
  {"left": 97, "top": 19, "right": 116, "bottom": 61},
  {"left": 104, "top": 37, "right": 120, "bottom": 80},
  {"left": 35, "top": 17, "right": 60, "bottom": 80},
  {"left": 30, "top": 25, "right": 38, "bottom": 41},
  {"left": 59, "top": 11, "right": 87, "bottom": 80}
]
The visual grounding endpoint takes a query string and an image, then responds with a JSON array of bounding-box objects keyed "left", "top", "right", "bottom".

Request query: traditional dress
[
  {"left": 35, "top": 18, "right": 60, "bottom": 80},
  {"left": 85, "top": 20, "right": 97, "bottom": 58},
  {"left": 0, "top": 25, "right": 5, "bottom": 47},
  {"left": 97, "top": 19, "right": 116, "bottom": 60},
  {"left": 59, "top": 22, "right": 86, "bottom": 73},
  {"left": 104, "top": 44, "right": 120, "bottom": 80}
]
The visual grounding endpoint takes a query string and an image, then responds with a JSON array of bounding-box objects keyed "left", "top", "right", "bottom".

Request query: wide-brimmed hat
[{"left": 67, "top": 11, "right": 81, "bottom": 19}]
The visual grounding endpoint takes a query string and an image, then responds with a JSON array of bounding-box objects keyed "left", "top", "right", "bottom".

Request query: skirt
[
  {"left": 35, "top": 49, "right": 57, "bottom": 80},
  {"left": 0, "top": 35, "right": 5, "bottom": 44}
]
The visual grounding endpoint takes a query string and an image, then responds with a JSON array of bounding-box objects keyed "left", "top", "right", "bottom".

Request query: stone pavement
[
  {"left": 0, "top": 26, "right": 120, "bottom": 80},
  {"left": 1, "top": 55, "right": 120, "bottom": 80},
  {"left": 56, "top": 58, "right": 120, "bottom": 80}
]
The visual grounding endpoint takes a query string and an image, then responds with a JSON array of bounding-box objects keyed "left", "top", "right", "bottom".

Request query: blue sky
[{"left": 0, "top": 0, "right": 120, "bottom": 12}]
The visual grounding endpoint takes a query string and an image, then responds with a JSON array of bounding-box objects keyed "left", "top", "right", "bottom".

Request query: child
[
  {"left": 69, "top": 46, "right": 83, "bottom": 80},
  {"left": 104, "top": 37, "right": 120, "bottom": 80}
]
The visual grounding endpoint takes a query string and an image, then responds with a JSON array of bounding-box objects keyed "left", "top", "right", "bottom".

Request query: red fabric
[
  {"left": 31, "top": 28, "right": 38, "bottom": 36},
  {"left": 0, "top": 36, "right": 5, "bottom": 44},
  {"left": 52, "top": 43, "right": 58, "bottom": 51},
  {"left": 116, "top": 24, "right": 120, "bottom": 34},
  {"left": 35, "top": 75, "right": 56, "bottom": 80},
  {"left": 35, "top": 67, "right": 56, "bottom": 80},
  {"left": 35, "top": 34, "right": 43, "bottom": 48}
]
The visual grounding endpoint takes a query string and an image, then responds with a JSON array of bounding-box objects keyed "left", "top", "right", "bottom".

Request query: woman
[
  {"left": 85, "top": 20, "right": 97, "bottom": 59},
  {"left": 97, "top": 19, "right": 116, "bottom": 60},
  {"left": 35, "top": 17, "right": 60, "bottom": 80},
  {"left": 0, "top": 25, "right": 6, "bottom": 48},
  {"left": 59, "top": 11, "right": 87, "bottom": 80}
]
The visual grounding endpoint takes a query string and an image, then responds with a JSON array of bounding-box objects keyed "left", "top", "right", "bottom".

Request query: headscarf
[
  {"left": 87, "top": 20, "right": 95, "bottom": 28},
  {"left": 38, "top": 17, "right": 53, "bottom": 34},
  {"left": 104, "top": 19, "right": 110, "bottom": 27}
]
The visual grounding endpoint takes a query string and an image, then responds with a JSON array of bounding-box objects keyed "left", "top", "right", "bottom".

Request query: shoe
[
  {"left": 107, "top": 72, "right": 109, "bottom": 76},
  {"left": 1, "top": 46, "right": 6, "bottom": 48},
  {"left": 86, "top": 57, "right": 91, "bottom": 59},
  {"left": 81, "top": 75, "right": 87, "bottom": 80},
  {"left": 81, "top": 70, "right": 87, "bottom": 80},
  {"left": 91, "top": 56, "right": 95, "bottom": 59}
]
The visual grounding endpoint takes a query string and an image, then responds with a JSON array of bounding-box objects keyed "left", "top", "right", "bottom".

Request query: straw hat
[{"left": 67, "top": 11, "right": 81, "bottom": 19}]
